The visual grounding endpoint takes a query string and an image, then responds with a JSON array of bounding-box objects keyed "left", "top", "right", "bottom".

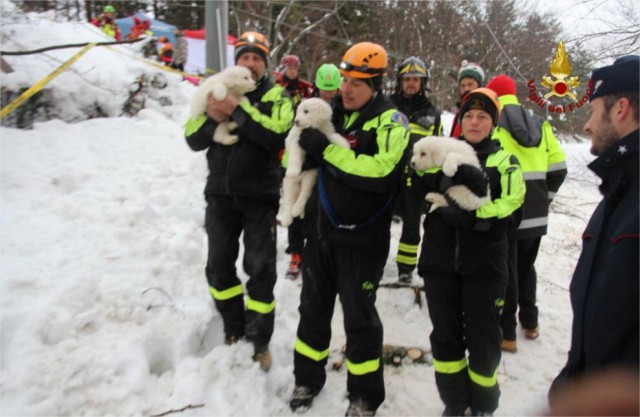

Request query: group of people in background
[
  {"left": 184, "top": 28, "right": 638, "bottom": 417},
  {"left": 91, "top": 5, "right": 188, "bottom": 71}
]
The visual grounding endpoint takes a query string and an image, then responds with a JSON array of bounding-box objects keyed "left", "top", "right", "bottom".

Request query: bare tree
[{"left": 564, "top": 0, "right": 640, "bottom": 61}]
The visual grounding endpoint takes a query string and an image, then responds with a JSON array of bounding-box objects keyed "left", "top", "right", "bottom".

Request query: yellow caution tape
[
  {"left": 0, "top": 43, "right": 97, "bottom": 120},
  {"left": 104, "top": 45, "right": 205, "bottom": 78}
]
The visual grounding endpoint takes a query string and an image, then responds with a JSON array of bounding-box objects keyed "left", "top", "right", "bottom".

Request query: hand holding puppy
[{"left": 207, "top": 93, "right": 240, "bottom": 122}]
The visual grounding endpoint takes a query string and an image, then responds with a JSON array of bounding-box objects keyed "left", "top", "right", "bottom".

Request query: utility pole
[{"left": 205, "top": 0, "right": 228, "bottom": 74}]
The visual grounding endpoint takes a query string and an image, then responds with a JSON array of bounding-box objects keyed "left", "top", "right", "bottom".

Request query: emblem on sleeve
[{"left": 391, "top": 111, "right": 410, "bottom": 130}]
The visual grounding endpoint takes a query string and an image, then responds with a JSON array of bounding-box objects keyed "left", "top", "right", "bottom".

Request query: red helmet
[{"left": 280, "top": 54, "right": 300, "bottom": 67}]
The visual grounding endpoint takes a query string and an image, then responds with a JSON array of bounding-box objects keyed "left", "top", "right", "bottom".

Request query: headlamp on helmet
[
  {"left": 235, "top": 31, "right": 270, "bottom": 64},
  {"left": 339, "top": 42, "right": 388, "bottom": 79}
]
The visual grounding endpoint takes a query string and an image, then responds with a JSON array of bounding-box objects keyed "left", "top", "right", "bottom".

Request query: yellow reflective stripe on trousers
[
  {"left": 246, "top": 296, "right": 275, "bottom": 314},
  {"left": 346, "top": 358, "right": 380, "bottom": 376},
  {"left": 468, "top": 367, "right": 499, "bottom": 388},
  {"left": 433, "top": 357, "right": 467, "bottom": 374},
  {"left": 295, "top": 337, "right": 330, "bottom": 362},
  {"left": 396, "top": 242, "right": 419, "bottom": 265},
  {"left": 396, "top": 254, "right": 417, "bottom": 265},
  {"left": 398, "top": 242, "right": 419, "bottom": 254},
  {"left": 209, "top": 284, "right": 243, "bottom": 301}
]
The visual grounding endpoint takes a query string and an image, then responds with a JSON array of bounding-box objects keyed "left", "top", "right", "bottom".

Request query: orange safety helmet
[
  {"left": 235, "top": 31, "right": 270, "bottom": 63},
  {"left": 339, "top": 42, "right": 388, "bottom": 79},
  {"left": 459, "top": 87, "right": 501, "bottom": 126}
]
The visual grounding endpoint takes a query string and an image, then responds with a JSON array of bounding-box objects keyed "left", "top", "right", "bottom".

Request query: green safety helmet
[
  {"left": 104, "top": 5, "right": 116, "bottom": 13},
  {"left": 315, "top": 63, "right": 341, "bottom": 91}
]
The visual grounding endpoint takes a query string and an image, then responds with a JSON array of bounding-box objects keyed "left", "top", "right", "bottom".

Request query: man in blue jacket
[{"left": 549, "top": 55, "right": 639, "bottom": 408}]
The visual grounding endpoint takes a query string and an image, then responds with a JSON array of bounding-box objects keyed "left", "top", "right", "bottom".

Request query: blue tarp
[{"left": 115, "top": 12, "right": 176, "bottom": 44}]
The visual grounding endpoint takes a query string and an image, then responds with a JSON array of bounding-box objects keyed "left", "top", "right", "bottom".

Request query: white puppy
[
  {"left": 410, "top": 136, "right": 490, "bottom": 212},
  {"left": 277, "top": 98, "right": 350, "bottom": 227},
  {"left": 190, "top": 66, "right": 256, "bottom": 145}
]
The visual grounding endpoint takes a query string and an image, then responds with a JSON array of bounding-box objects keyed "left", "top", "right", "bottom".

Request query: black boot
[
  {"left": 442, "top": 405, "right": 467, "bottom": 416},
  {"left": 345, "top": 398, "right": 375, "bottom": 416},
  {"left": 289, "top": 386, "right": 318, "bottom": 412}
]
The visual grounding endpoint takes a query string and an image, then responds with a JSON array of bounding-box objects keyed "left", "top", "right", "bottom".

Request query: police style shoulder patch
[{"left": 391, "top": 111, "right": 410, "bottom": 130}]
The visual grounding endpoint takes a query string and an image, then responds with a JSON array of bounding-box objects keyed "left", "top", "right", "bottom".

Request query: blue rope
[{"left": 317, "top": 167, "right": 394, "bottom": 231}]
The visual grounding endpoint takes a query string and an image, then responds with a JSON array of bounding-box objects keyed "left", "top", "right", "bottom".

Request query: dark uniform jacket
[
  {"left": 551, "top": 129, "right": 639, "bottom": 392},
  {"left": 305, "top": 92, "right": 409, "bottom": 250},
  {"left": 391, "top": 92, "right": 443, "bottom": 141},
  {"left": 415, "top": 138, "right": 525, "bottom": 280},
  {"left": 185, "top": 78, "right": 293, "bottom": 202}
]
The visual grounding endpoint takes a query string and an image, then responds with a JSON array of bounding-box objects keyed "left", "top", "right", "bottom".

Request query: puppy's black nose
[{"left": 410, "top": 161, "right": 416, "bottom": 169}]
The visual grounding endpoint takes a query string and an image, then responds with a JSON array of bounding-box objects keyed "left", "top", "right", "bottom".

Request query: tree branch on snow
[{"left": 150, "top": 404, "right": 204, "bottom": 417}]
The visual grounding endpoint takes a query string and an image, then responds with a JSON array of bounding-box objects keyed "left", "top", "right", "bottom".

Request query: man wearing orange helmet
[
  {"left": 289, "top": 42, "right": 410, "bottom": 416},
  {"left": 410, "top": 88, "right": 525, "bottom": 416},
  {"left": 184, "top": 31, "right": 294, "bottom": 371}
]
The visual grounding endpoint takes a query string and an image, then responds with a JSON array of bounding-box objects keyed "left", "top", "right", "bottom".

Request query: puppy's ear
[{"left": 432, "top": 149, "right": 446, "bottom": 167}]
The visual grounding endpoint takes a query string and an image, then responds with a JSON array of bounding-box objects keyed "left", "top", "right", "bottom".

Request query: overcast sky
[{"left": 529, "top": 0, "right": 640, "bottom": 62}]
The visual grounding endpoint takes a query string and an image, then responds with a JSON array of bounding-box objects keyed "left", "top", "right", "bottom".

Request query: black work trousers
[
  {"left": 204, "top": 194, "right": 278, "bottom": 349},
  {"left": 286, "top": 217, "right": 305, "bottom": 254},
  {"left": 424, "top": 270, "right": 506, "bottom": 414},
  {"left": 294, "top": 233, "right": 387, "bottom": 410},
  {"left": 396, "top": 177, "right": 423, "bottom": 274},
  {"left": 500, "top": 236, "right": 542, "bottom": 339}
]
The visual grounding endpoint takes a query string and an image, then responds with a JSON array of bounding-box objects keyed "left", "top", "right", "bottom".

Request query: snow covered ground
[{"left": 1, "top": 3, "right": 602, "bottom": 416}]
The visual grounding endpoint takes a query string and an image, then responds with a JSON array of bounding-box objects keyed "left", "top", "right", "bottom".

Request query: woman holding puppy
[{"left": 412, "top": 88, "right": 525, "bottom": 416}]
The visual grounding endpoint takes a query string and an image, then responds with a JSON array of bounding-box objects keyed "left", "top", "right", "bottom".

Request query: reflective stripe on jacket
[
  {"left": 493, "top": 94, "right": 567, "bottom": 238},
  {"left": 185, "top": 79, "right": 293, "bottom": 199}
]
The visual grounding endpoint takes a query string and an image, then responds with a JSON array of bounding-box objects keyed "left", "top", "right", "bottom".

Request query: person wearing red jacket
[
  {"left": 157, "top": 36, "right": 174, "bottom": 66},
  {"left": 90, "top": 5, "right": 121, "bottom": 41},
  {"left": 276, "top": 54, "right": 314, "bottom": 108},
  {"left": 276, "top": 54, "right": 314, "bottom": 280}
]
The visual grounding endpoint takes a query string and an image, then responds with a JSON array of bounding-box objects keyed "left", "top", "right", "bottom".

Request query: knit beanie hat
[
  {"left": 458, "top": 88, "right": 501, "bottom": 126},
  {"left": 458, "top": 60, "right": 485, "bottom": 86},
  {"left": 487, "top": 74, "right": 517, "bottom": 97},
  {"left": 589, "top": 55, "right": 640, "bottom": 101}
]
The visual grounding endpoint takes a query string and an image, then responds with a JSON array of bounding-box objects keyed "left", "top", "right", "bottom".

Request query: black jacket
[
  {"left": 391, "top": 92, "right": 442, "bottom": 142},
  {"left": 416, "top": 138, "right": 524, "bottom": 281},
  {"left": 551, "top": 129, "right": 639, "bottom": 393},
  {"left": 185, "top": 78, "right": 293, "bottom": 202},
  {"left": 304, "top": 92, "right": 409, "bottom": 251}
]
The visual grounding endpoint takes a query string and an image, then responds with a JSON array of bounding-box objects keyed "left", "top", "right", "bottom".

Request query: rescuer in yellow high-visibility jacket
[{"left": 487, "top": 75, "right": 567, "bottom": 353}]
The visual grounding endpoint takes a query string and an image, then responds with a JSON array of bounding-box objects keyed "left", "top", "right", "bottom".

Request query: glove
[
  {"left": 452, "top": 164, "right": 488, "bottom": 197},
  {"left": 299, "top": 128, "right": 330, "bottom": 161},
  {"left": 435, "top": 194, "right": 476, "bottom": 230}
]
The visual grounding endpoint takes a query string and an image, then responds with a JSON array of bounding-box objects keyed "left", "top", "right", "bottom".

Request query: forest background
[{"left": 9, "top": 0, "right": 640, "bottom": 134}]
